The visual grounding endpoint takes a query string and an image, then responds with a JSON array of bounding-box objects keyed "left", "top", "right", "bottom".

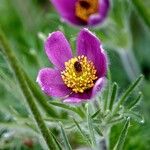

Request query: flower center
[
  {"left": 75, "top": 0, "right": 99, "bottom": 23},
  {"left": 61, "top": 55, "right": 98, "bottom": 93}
]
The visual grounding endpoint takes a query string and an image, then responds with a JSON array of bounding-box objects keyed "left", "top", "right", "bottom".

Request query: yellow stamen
[
  {"left": 61, "top": 55, "right": 97, "bottom": 93},
  {"left": 75, "top": 0, "right": 99, "bottom": 22}
]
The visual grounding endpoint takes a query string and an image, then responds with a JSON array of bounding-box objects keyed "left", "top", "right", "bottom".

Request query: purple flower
[
  {"left": 37, "top": 28, "right": 108, "bottom": 103},
  {"left": 51, "top": 0, "right": 110, "bottom": 26}
]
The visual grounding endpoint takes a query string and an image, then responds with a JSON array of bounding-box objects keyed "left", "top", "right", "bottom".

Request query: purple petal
[
  {"left": 69, "top": 90, "right": 92, "bottom": 99},
  {"left": 98, "top": 0, "right": 110, "bottom": 21},
  {"left": 45, "top": 31, "right": 73, "bottom": 71},
  {"left": 88, "top": 0, "right": 110, "bottom": 26},
  {"left": 88, "top": 13, "right": 102, "bottom": 26},
  {"left": 51, "top": 0, "right": 81, "bottom": 25},
  {"left": 36, "top": 68, "right": 71, "bottom": 97},
  {"left": 63, "top": 88, "right": 93, "bottom": 103},
  {"left": 63, "top": 98, "right": 83, "bottom": 104},
  {"left": 64, "top": 77, "right": 106, "bottom": 104},
  {"left": 92, "top": 77, "right": 106, "bottom": 97},
  {"left": 63, "top": 96, "right": 90, "bottom": 104},
  {"left": 77, "top": 28, "right": 108, "bottom": 78}
]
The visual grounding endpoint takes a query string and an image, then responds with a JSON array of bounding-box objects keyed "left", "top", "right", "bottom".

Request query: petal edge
[
  {"left": 37, "top": 68, "right": 71, "bottom": 97},
  {"left": 45, "top": 31, "right": 73, "bottom": 70}
]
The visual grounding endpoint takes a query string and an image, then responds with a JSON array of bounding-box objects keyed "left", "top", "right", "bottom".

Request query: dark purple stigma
[
  {"left": 74, "top": 61, "right": 82, "bottom": 72},
  {"left": 79, "top": 1, "right": 91, "bottom": 9}
]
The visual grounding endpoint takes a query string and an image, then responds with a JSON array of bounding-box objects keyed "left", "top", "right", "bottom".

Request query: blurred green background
[{"left": 0, "top": 0, "right": 150, "bottom": 149}]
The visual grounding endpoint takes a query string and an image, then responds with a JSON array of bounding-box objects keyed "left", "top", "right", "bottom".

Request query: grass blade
[
  {"left": 59, "top": 123, "right": 72, "bottom": 150},
  {"left": 109, "top": 82, "right": 118, "bottom": 111},
  {"left": 50, "top": 131, "right": 63, "bottom": 150},
  {"left": 87, "top": 104, "right": 96, "bottom": 148},
  {"left": 72, "top": 118, "right": 91, "bottom": 145},
  {"left": 0, "top": 29, "right": 59, "bottom": 150},
  {"left": 113, "top": 118, "right": 130, "bottom": 150}
]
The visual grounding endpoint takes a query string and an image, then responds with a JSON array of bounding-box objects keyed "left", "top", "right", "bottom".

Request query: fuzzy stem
[
  {"left": 99, "top": 127, "right": 110, "bottom": 150},
  {"left": 104, "top": 68, "right": 112, "bottom": 111},
  {"left": 0, "top": 29, "right": 59, "bottom": 150},
  {"left": 118, "top": 49, "right": 141, "bottom": 81}
]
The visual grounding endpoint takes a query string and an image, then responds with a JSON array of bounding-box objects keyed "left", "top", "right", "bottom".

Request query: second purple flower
[
  {"left": 51, "top": 0, "right": 110, "bottom": 26},
  {"left": 37, "top": 28, "right": 108, "bottom": 103}
]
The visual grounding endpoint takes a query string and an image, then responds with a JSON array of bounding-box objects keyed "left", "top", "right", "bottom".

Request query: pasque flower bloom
[
  {"left": 37, "top": 28, "right": 108, "bottom": 103},
  {"left": 51, "top": 0, "right": 110, "bottom": 26}
]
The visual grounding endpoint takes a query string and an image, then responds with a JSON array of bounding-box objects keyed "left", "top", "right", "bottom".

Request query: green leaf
[
  {"left": 72, "top": 118, "right": 91, "bottom": 145},
  {"left": 104, "top": 68, "right": 112, "bottom": 110},
  {"left": 107, "top": 117, "right": 124, "bottom": 126},
  {"left": 94, "top": 126, "right": 103, "bottom": 136},
  {"left": 91, "top": 109, "right": 101, "bottom": 119},
  {"left": 59, "top": 123, "right": 72, "bottom": 150},
  {"left": 50, "top": 101, "right": 85, "bottom": 118},
  {"left": 127, "top": 92, "right": 142, "bottom": 109},
  {"left": 113, "top": 75, "right": 143, "bottom": 115},
  {"left": 113, "top": 118, "right": 130, "bottom": 150},
  {"left": 124, "top": 111, "right": 144, "bottom": 124},
  {"left": 87, "top": 104, "right": 96, "bottom": 148},
  {"left": 109, "top": 82, "right": 118, "bottom": 111},
  {"left": 50, "top": 131, "right": 62, "bottom": 150}
]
